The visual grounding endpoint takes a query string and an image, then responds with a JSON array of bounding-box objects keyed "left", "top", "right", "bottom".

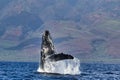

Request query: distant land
[{"left": 0, "top": 0, "right": 120, "bottom": 63}]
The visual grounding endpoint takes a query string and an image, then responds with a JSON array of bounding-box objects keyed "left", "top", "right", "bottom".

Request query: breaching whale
[{"left": 40, "top": 30, "right": 74, "bottom": 70}]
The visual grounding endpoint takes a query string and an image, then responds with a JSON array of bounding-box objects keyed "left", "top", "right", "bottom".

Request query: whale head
[{"left": 41, "top": 30, "right": 55, "bottom": 56}]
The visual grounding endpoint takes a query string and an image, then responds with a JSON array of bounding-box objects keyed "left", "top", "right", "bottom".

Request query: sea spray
[{"left": 37, "top": 58, "right": 80, "bottom": 75}]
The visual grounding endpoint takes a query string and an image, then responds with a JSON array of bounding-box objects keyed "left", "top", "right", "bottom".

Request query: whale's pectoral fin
[{"left": 48, "top": 53, "right": 74, "bottom": 62}]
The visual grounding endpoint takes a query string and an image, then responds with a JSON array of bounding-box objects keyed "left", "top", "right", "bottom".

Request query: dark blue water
[{"left": 0, "top": 62, "right": 120, "bottom": 80}]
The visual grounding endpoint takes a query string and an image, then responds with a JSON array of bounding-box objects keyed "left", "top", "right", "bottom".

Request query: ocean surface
[{"left": 0, "top": 62, "right": 120, "bottom": 80}]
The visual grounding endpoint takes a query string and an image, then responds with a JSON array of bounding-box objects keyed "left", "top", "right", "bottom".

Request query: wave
[{"left": 37, "top": 58, "right": 80, "bottom": 75}]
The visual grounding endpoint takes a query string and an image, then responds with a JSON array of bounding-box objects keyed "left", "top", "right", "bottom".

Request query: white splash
[{"left": 37, "top": 58, "right": 80, "bottom": 75}]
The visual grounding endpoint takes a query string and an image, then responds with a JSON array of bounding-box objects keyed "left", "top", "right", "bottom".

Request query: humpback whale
[{"left": 40, "top": 30, "right": 74, "bottom": 70}]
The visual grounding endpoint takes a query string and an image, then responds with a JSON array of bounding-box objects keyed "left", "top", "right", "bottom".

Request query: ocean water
[{"left": 0, "top": 62, "right": 120, "bottom": 80}]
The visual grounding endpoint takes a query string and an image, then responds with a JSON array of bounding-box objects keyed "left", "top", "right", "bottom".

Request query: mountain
[{"left": 0, "top": 0, "right": 120, "bottom": 62}]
